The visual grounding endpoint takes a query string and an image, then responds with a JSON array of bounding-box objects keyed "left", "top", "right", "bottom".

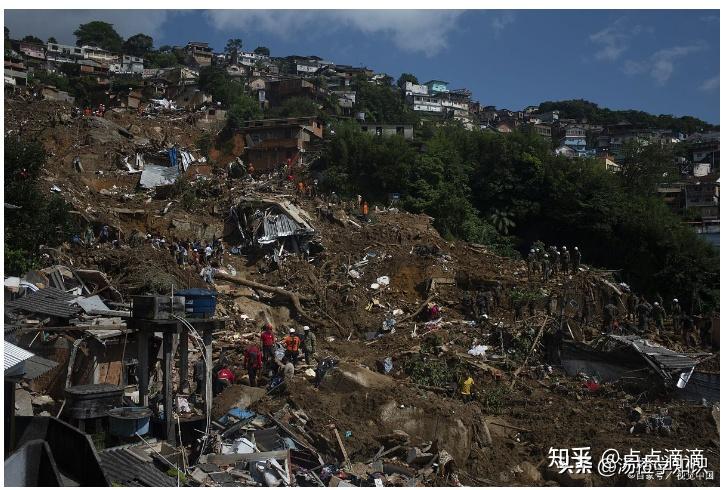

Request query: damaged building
[{"left": 224, "top": 197, "right": 319, "bottom": 256}]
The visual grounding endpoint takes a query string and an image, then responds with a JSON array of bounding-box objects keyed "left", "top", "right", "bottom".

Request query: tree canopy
[
  {"left": 396, "top": 73, "right": 418, "bottom": 89},
  {"left": 314, "top": 123, "right": 718, "bottom": 312},
  {"left": 123, "top": 33, "right": 153, "bottom": 57},
  {"left": 5, "top": 138, "right": 76, "bottom": 274},
  {"left": 254, "top": 46, "right": 270, "bottom": 56},
  {"left": 73, "top": 21, "right": 123, "bottom": 52},
  {"left": 538, "top": 99, "right": 717, "bottom": 134},
  {"left": 21, "top": 35, "right": 43, "bottom": 44}
]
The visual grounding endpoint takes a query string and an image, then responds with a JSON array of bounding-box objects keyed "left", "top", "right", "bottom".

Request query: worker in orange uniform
[
  {"left": 362, "top": 201, "right": 369, "bottom": 222},
  {"left": 283, "top": 328, "right": 301, "bottom": 366}
]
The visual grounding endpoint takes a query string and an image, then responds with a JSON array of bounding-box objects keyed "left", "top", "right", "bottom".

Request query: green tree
[
  {"left": 123, "top": 33, "right": 153, "bottom": 57},
  {"left": 396, "top": 73, "right": 418, "bottom": 90},
  {"left": 224, "top": 38, "right": 243, "bottom": 61},
  {"left": 226, "top": 95, "right": 263, "bottom": 131},
  {"left": 47, "top": 36, "right": 57, "bottom": 43},
  {"left": 146, "top": 51, "right": 179, "bottom": 68},
  {"left": 618, "top": 139, "right": 674, "bottom": 194},
  {"left": 198, "top": 64, "right": 250, "bottom": 107},
  {"left": 253, "top": 46, "right": 270, "bottom": 56},
  {"left": 21, "top": 35, "right": 44, "bottom": 44},
  {"left": 267, "top": 96, "right": 320, "bottom": 118},
  {"left": 74, "top": 21, "right": 123, "bottom": 52},
  {"left": 5, "top": 137, "right": 76, "bottom": 275}
]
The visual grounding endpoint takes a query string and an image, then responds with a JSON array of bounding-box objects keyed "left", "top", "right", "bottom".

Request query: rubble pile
[{"left": 4, "top": 97, "right": 719, "bottom": 487}]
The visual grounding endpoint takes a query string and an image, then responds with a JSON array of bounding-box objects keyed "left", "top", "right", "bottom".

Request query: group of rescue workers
[{"left": 203, "top": 322, "right": 323, "bottom": 397}]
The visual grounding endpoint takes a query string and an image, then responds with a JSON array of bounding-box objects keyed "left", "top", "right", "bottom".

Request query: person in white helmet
[
  {"left": 560, "top": 246, "right": 570, "bottom": 274},
  {"left": 301, "top": 325, "right": 317, "bottom": 365},
  {"left": 283, "top": 328, "right": 301, "bottom": 365},
  {"left": 526, "top": 248, "right": 537, "bottom": 281},
  {"left": 652, "top": 302, "right": 665, "bottom": 334},
  {"left": 542, "top": 254, "right": 551, "bottom": 281},
  {"left": 571, "top": 246, "right": 581, "bottom": 272},
  {"left": 671, "top": 298, "right": 682, "bottom": 333}
]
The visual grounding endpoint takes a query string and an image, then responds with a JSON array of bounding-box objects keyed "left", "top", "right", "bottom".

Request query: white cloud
[
  {"left": 204, "top": 10, "right": 465, "bottom": 57},
  {"left": 623, "top": 42, "right": 707, "bottom": 85},
  {"left": 699, "top": 75, "right": 720, "bottom": 92},
  {"left": 491, "top": 12, "right": 515, "bottom": 37},
  {"left": 4, "top": 10, "right": 171, "bottom": 45},
  {"left": 589, "top": 17, "right": 644, "bottom": 62}
]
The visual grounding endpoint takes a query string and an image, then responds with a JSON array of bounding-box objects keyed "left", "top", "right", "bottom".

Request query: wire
[{"left": 172, "top": 314, "right": 213, "bottom": 458}]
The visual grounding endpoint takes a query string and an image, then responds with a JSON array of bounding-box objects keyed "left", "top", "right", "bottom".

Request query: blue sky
[{"left": 5, "top": 9, "right": 720, "bottom": 123}]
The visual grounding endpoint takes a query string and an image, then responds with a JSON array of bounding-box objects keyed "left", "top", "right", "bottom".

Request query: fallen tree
[{"left": 215, "top": 272, "right": 342, "bottom": 333}]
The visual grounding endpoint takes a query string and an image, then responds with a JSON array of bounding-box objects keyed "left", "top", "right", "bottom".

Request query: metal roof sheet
[
  {"left": 4, "top": 341, "right": 34, "bottom": 371},
  {"left": 139, "top": 164, "right": 179, "bottom": 189},
  {"left": 5, "top": 288, "right": 80, "bottom": 318},
  {"left": 99, "top": 445, "right": 178, "bottom": 487},
  {"left": 610, "top": 335, "right": 703, "bottom": 371}
]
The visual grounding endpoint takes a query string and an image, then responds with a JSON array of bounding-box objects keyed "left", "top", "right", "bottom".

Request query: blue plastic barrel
[
  {"left": 175, "top": 288, "right": 217, "bottom": 318},
  {"left": 107, "top": 407, "right": 152, "bottom": 437}
]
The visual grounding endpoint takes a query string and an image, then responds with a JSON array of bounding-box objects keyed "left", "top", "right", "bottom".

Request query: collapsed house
[
  {"left": 559, "top": 334, "right": 714, "bottom": 396},
  {"left": 224, "top": 197, "right": 319, "bottom": 256},
  {"left": 125, "top": 146, "right": 205, "bottom": 190}
]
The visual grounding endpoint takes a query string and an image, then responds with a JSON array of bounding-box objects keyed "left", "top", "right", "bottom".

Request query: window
[{"left": 396, "top": 127, "right": 404, "bottom": 135}]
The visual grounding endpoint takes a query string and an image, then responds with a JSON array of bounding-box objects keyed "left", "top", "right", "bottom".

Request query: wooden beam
[{"left": 332, "top": 426, "right": 351, "bottom": 471}]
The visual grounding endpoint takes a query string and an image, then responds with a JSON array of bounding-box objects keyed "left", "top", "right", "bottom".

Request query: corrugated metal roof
[
  {"left": 99, "top": 445, "right": 178, "bottom": 487},
  {"left": 5, "top": 287, "right": 80, "bottom": 318},
  {"left": 4, "top": 341, "right": 34, "bottom": 371},
  {"left": 610, "top": 335, "right": 702, "bottom": 372},
  {"left": 260, "top": 213, "right": 303, "bottom": 244},
  {"left": 139, "top": 164, "right": 179, "bottom": 189},
  {"left": 71, "top": 295, "right": 109, "bottom": 314}
]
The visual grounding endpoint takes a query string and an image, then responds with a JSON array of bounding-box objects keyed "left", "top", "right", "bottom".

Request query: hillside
[{"left": 537, "top": 99, "right": 717, "bottom": 133}]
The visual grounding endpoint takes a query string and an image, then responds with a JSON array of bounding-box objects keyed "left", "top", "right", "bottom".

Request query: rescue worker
[
  {"left": 542, "top": 254, "right": 551, "bottom": 282},
  {"left": 671, "top": 298, "right": 682, "bottom": 333},
  {"left": 652, "top": 302, "right": 665, "bottom": 335},
  {"left": 301, "top": 325, "right": 317, "bottom": 365},
  {"left": 549, "top": 248, "right": 559, "bottom": 277},
  {"left": 362, "top": 201, "right": 369, "bottom": 222},
  {"left": 571, "top": 246, "right": 581, "bottom": 272},
  {"left": 627, "top": 293, "right": 639, "bottom": 321},
  {"left": 460, "top": 374, "right": 475, "bottom": 402},
  {"left": 84, "top": 225, "right": 94, "bottom": 248},
  {"left": 214, "top": 366, "right": 235, "bottom": 395},
  {"left": 636, "top": 300, "right": 652, "bottom": 333},
  {"left": 526, "top": 249, "right": 537, "bottom": 281},
  {"left": 602, "top": 303, "right": 618, "bottom": 333},
  {"left": 560, "top": 246, "right": 570, "bottom": 274},
  {"left": 260, "top": 323, "right": 276, "bottom": 371},
  {"left": 243, "top": 343, "right": 263, "bottom": 387},
  {"left": 681, "top": 315, "right": 696, "bottom": 347},
  {"left": 283, "top": 328, "right": 301, "bottom": 365}
]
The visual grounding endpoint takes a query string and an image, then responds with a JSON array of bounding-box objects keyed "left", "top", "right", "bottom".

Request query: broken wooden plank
[{"left": 333, "top": 426, "right": 351, "bottom": 471}]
